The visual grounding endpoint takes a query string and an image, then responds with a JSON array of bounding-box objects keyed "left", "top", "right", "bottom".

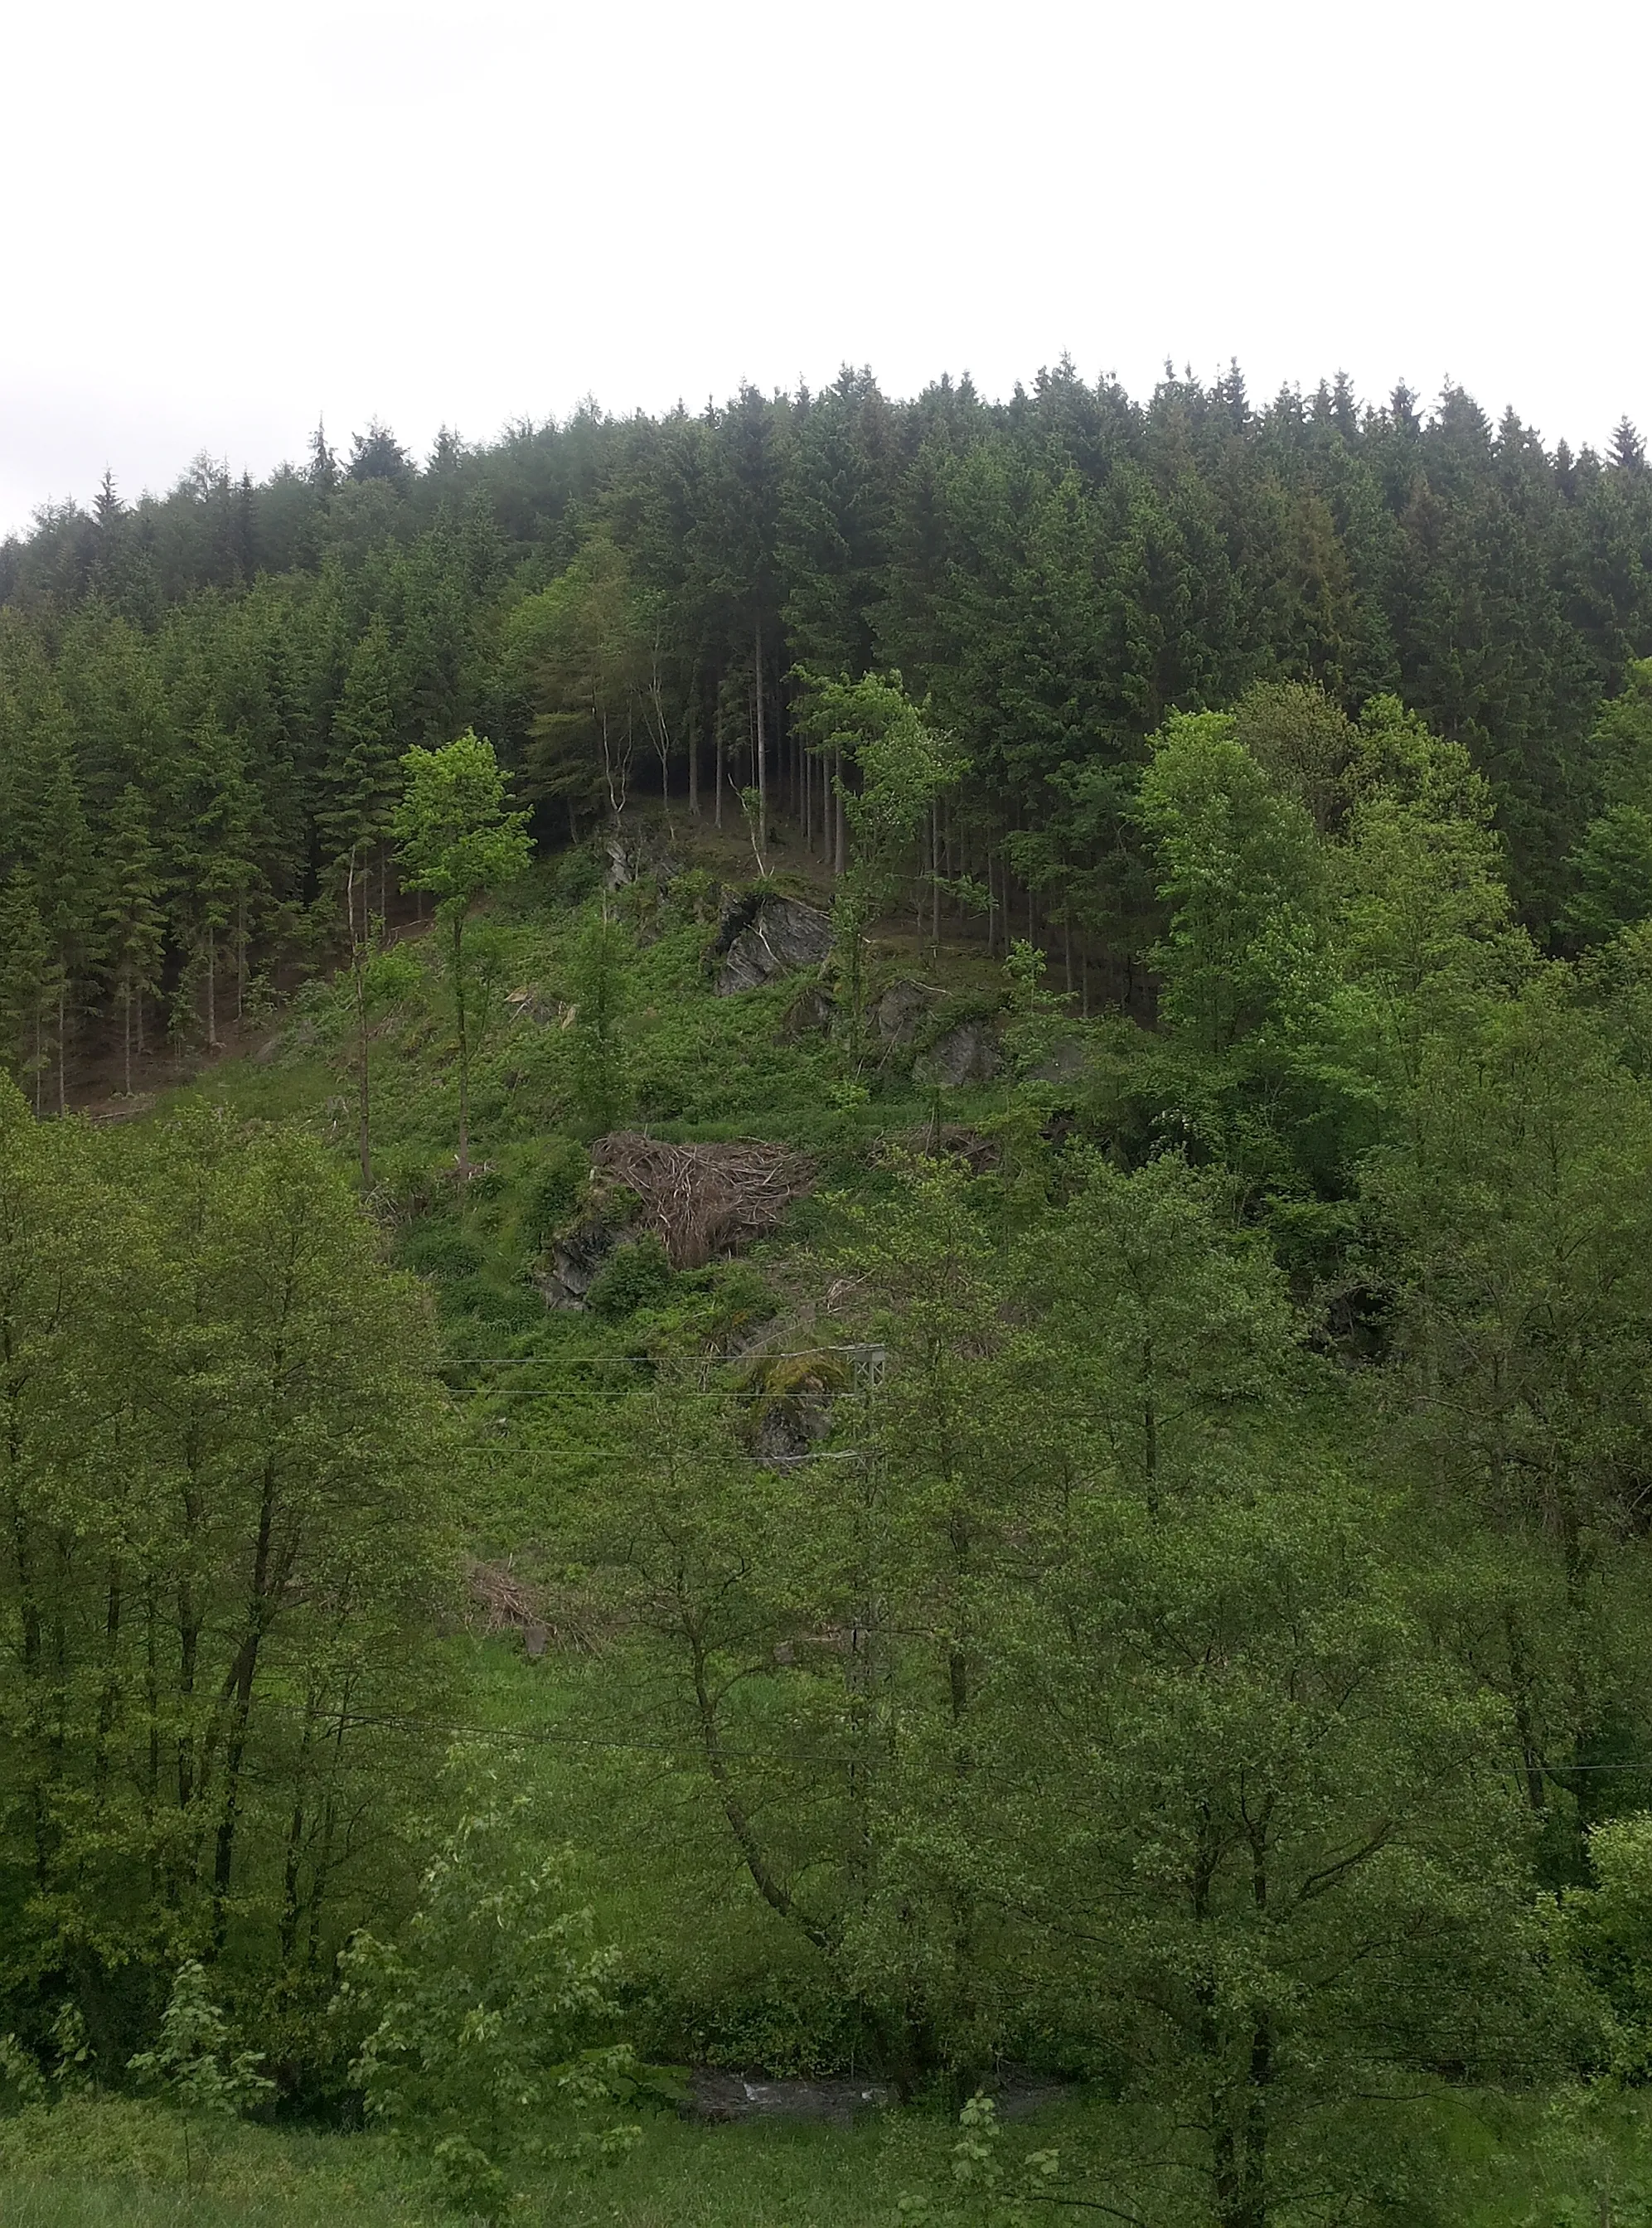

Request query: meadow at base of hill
[{"left": 4, "top": 2086, "right": 1652, "bottom": 2228}]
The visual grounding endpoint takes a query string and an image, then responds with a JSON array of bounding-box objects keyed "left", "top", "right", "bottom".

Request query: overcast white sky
[{"left": 2, "top": 0, "right": 1647, "bottom": 537}]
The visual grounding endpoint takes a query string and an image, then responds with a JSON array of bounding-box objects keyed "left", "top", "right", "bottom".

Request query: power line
[{"left": 437, "top": 1345, "right": 882, "bottom": 1367}]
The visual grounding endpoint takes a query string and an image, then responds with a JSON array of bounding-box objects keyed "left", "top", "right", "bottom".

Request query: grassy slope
[{"left": 19, "top": 820, "right": 1652, "bottom": 2220}]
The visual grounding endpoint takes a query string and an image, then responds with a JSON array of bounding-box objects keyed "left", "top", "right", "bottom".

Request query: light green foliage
[
  {"left": 0, "top": 1077, "right": 452, "bottom": 2054},
  {"left": 394, "top": 731, "right": 531, "bottom": 1171},
  {"left": 128, "top": 1961, "right": 273, "bottom": 2190},
  {"left": 998, "top": 939, "right": 1066, "bottom": 1073},
  {"left": 567, "top": 913, "right": 633, "bottom": 1137},
  {"left": 794, "top": 672, "right": 962, "bottom": 1053},
  {"left": 1335, "top": 695, "right": 1531, "bottom": 1069},
  {"left": 894, "top": 2095, "right": 1059, "bottom": 2228},
  {"left": 343, "top": 1777, "right": 637, "bottom": 2221},
  {"left": 393, "top": 731, "right": 532, "bottom": 914},
  {"left": 1559, "top": 1815, "right": 1652, "bottom": 2074},
  {"left": 1136, "top": 708, "right": 1330, "bottom": 1057}
]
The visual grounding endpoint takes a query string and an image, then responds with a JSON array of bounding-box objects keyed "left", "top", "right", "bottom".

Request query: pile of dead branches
[
  {"left": 466, "top": 1559, "right": 598, "bottom": 1656},
  {"left": 590, "top": 1131, "right": 815, "bottom": 1269}
]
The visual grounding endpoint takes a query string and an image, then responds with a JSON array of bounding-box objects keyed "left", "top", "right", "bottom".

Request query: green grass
[
  {"left": 8, "top": 2088, "right": 1652, "bottom": 2227},
  {"left": 0, "top": 2097, "right": 944, "bottom": 2228}
]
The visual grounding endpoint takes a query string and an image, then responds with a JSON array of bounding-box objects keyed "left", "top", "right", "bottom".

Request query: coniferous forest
[{"left": 6, "top": 365, "right": 1652, "bottom": 2226}]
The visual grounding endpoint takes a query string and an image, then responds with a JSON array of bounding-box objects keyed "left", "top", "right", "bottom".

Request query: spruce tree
[{"left": 99, "top": 783, "right": 167, "bottom": 1092}]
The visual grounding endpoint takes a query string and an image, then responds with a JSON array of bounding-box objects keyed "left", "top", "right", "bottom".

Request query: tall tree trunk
[
  {"left": 930, "top": 803, "right": 940, "bottom": 956},
  {"left": 56, "top": 980, "right": 66, "bottom": 1116},
  {"left": 753, "top": 623, "right": 767, "bottom": 854},
  {"left": 453, "top": 912, "right": 471, "bottom": 1179},
  {"left": 714, "top": 705, "right": 724, "bottom": 830},
  {"left": 93, "top": 1559, "right": 122, "bottom": 1804},
  {"left": 212, "top": 1465, "right": 282, "bottom": 1935},
  {"left": 205, "top": 925, "right": 218, "bottom": 1049},
  {"left": 349, "top": 851, "right": 372, "bottom": 1191},
  {"left": 834, "top": 750, "right": 845, "bottom": 875},
  {"left": 122, "top": 985, "right": 133, "bottom": 1095}
]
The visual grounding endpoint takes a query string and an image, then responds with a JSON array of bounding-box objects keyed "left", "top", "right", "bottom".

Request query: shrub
[
  {"left": 521, "top": 1138, "right": 590, "bottom": 1252},
  {"left": 397, "top": 1225, "right": 484, "bottom": 1282},
  {"left": 587, "top": 1235, "right": 674, "bottom": 1320}
]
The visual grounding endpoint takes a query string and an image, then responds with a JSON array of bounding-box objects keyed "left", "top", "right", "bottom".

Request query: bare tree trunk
[
  {"left": 123, "top": 987, "right": 133, "bottom": 1096},
  {"left": 349, "top": 850, "right": 372, "bottom": 1191},
  {"left": 834, "top": 750, "right": 845, "bottom": 875},
  {"left": 205, "top": 925, "right": 218, "bottom": 1049},
  {"left": 56, "top": 981, "right": 66, "bottom": 1116},
  {"left": 453, "top": 913, "right": 471, "bottom": 1179},
  {"left": 930, "top": 803, "right": 940, "bottom": 956},
  {"left": 714, "top": 705, "right": 724, "bottom": 830},
  {"left": 753, "top": 623, "right": 767, "bottom": 855},
  {"left": 689, "top": 709, "right": 700, "bottom": 817}
]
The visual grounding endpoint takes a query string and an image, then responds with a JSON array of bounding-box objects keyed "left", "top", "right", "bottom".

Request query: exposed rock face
[
  {"left": 918, "top": 1019, "right": 1001, "bottom": 1088},
  {"left": 605, "top": 827, "right": 684, "bottom": 891},
  {"left": 874, "top": 978, "right": 937, "bottom": 1047},
  {"left": 780, "top": 983, "right": 834, "bottom": 1039},
  {"left": 536, "top": 1213, "right": 639, "bottom": 1310},
  {"left": 715, "top": 889, "right": 833, "bottom": 995}
]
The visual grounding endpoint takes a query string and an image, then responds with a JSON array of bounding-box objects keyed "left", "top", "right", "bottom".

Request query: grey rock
[
  {"left": 535, "top": 1214, "right": 640, "bottom": 1310},
  {"left": 918, "top": 1019, "right": 1001, "bottom": 1088},
  {"left": 874, "top": 978, "right": 937, "bottom": 1047},
  {"left": 780, "top": 983, "right": 835, "bottom": 1039},
  {"left": 605, "top": 828, "right": 685, "bottom": 893},
  {"left": 715, "top": 892, "right": 833, "bottom": 995}
]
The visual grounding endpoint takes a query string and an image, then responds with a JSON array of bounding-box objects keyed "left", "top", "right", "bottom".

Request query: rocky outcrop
[
  {"left": 604, "top": 827, "right": 683, "bottom": 892},
  {"left": 780, "top": 982, "right": 835, "bottom": 1039},
  {"left": 874, "top": 978, "right": 939, "bottom": 1047},
  {"left": 536, "top": 1212, "right": 640, "bottom": 1310},
  {"left": 715, "top": 889, "right": 833, "bottom": 995},
  {"left": 917, "top": 1018, "right": 1001, "bottom": 1088}
]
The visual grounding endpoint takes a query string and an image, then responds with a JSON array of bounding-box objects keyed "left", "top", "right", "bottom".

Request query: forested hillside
[
  {"left": 3, "top": 366, "right": 1652, "bottom": 1101},
  {"left": 7, "top": 368, "right": 1652, "bottom": 2228}
]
